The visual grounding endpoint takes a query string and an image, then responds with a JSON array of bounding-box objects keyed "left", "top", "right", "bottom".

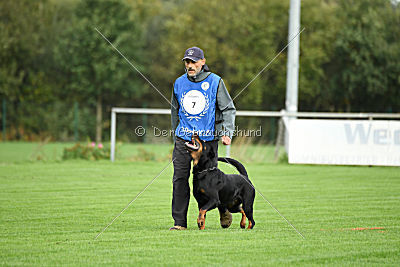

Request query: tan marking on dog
[
  {"left": 197, "top": 209, "right": 207, "bottom": 230},
  {"left": 240, "top": 208, "right": 247, "bottom": 229},
  {"left": 190, "top": 135, "right": 203, "bottom": 166}
]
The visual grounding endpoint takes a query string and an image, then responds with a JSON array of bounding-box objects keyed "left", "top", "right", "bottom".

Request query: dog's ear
[{"left": 207, "top": 144, "right": 215, "bottom": 159}]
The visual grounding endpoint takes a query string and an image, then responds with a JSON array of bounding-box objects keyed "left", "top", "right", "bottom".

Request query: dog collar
[{"left": 195, "top": 166, "right": 217, "bottom": 174}]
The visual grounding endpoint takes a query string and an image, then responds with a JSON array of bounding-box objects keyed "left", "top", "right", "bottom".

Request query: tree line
[{"left": 1, "top": 0, "right": 399, "bottom": 142}]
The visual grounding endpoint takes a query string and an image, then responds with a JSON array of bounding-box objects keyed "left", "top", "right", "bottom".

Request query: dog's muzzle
[{"left": 184, "top": 137, "right": 200, "bottom": 151}]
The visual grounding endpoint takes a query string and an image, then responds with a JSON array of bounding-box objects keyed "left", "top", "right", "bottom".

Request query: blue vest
[{"left": 174, "top": 73, "right": 221, "bottom": 141}]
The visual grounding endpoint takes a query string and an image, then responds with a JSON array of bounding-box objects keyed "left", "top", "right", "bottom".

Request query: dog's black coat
[{"left": 191, "top": 141, "right": 256, "bottom": 228}]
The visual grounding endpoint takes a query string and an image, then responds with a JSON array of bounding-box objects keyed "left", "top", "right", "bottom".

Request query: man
[{"left": 170, "top": 47, "right": 236, "bottom": 230}]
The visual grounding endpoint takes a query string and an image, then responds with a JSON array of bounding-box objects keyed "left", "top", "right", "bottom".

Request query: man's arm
[
  {"left": 217, "top": 79, "right": 236, "bottom": 143},
  {"left": 171, "top": 87, "right": 179, "bottom": 142}
]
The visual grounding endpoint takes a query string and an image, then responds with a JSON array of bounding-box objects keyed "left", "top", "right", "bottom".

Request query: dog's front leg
[
  {"left": 197, "top": 209, "right": 207, "bottom": 230},
  {"left": 197, "top": 191, "right": 220, "bottom": 230}
]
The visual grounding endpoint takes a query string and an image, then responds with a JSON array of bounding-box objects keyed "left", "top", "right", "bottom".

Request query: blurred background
[{"left": 1, "top": 0, "right": 399, "bottom": 146}]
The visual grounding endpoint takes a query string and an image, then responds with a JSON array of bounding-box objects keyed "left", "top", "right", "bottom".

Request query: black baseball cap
[{"left": 182, "top": 47, "right": 204, "bottom": 62}]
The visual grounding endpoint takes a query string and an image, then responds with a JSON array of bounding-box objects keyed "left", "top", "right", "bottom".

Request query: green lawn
[{"left": 0, "top": 142, "right": 399, "bottom": 265}]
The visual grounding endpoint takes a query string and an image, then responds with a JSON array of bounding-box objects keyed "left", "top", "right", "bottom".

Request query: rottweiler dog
[{"left": 184, "top": 133, "right": 255, "bottom": 230}]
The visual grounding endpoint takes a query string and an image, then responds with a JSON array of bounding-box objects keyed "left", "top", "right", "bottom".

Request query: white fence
[{"left": 110, "top": 107, "right": 400, "bottom": 162}]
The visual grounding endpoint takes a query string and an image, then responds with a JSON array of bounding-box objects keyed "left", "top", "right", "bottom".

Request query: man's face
[{"left": 184, "top": 58, "right": 206, "bottom": 77}]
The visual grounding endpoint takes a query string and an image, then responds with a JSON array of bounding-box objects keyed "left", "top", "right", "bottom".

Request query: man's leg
[{"left": 171, "top": 138, "right": 192, "bottom": 228}]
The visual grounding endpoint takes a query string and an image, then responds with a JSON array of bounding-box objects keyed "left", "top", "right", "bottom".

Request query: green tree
[
  {"left": 328, "top": 0, "right": 400, "bottom": 112},
  {"left": 298, "top": 0, "right": 339, "bottom": 111},
  {"left": 56, "top": 0, "right": 146, "bottom": 142},
  {"left": 0, "top": 0, "right": 62, "bottom": 139},
  {"left": 146, "top": 0, "right": 289, "bottom": 111}
]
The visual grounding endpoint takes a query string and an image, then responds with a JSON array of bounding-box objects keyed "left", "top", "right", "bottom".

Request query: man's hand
[{"left": 221, "top": 136, "right": 231, "bottom": 145}]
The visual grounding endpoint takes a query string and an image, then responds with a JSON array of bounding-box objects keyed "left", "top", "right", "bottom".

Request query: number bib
[
  {"left": 182, "top": 90, "right": 206, "bottom": 115},
  {"left": 174, "top": 73, "right": 221, "bottom": 141}
]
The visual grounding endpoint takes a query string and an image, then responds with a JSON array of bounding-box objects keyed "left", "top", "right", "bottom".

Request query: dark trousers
[{"left": 172, "top": 137, "right": 218, "bottom": 227}]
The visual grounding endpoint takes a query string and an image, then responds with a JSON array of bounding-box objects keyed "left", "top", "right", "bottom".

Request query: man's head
[{"left": 182, "top": 47, "right": 206, "bottom": 77}]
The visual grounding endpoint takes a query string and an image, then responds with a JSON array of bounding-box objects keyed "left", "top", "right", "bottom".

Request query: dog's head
[{"left": 184, "top": 133, "right": 215, "bottom": 167}]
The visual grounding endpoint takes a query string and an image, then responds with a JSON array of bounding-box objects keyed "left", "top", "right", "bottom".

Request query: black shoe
[{"left": 219, "top": 210, "right": 232, "bottom": 228}]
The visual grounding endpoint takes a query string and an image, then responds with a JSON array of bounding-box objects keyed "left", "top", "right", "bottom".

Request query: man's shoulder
[
  {"left": 206, "top": 72, "right": 221, "bottom": 81},
  {"left": 174, "top": 73, "right": 187, "bottom": 84}
]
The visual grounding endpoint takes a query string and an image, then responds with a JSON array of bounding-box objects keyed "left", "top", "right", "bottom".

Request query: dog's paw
[
  {"left": 239, "top": 210, "right": 246, "bottom": 229},
  {"left": 247, "top": 221, "right": 254, "bottom": 229},
  {"left": 197, "top": 220, "right": 205, "bottom": 230},
  {"left": 197, "top": 217, "right": 205, "bottom": 230},
  {"left": 197, "top": 209, "right": 207, "bottom": 230}
]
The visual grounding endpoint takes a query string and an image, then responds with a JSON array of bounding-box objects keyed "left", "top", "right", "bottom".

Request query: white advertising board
[{"left": 288, "top": 120, "right": 400, "bottom": 166}]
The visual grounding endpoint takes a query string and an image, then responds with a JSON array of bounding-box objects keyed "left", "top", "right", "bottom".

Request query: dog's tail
[{"left": 218, "top": 157, "right": 248, "bottom": 177}]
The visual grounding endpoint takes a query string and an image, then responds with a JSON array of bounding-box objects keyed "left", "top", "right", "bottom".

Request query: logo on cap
[{"left": 188, "top": 50, "right": 194, "bottom": 56}]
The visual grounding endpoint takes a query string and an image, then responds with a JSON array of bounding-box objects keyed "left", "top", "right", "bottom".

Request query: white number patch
[
  {"left": 201, "top": 82, "right": 209, "bottom": 91},
  {"left": 182, "top": 90, "right": 206, "bottom": 115}
]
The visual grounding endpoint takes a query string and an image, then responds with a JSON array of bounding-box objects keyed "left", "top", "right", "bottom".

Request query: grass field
[{"left": 0, "top": 142, "right": 399, "bottom": 265}]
